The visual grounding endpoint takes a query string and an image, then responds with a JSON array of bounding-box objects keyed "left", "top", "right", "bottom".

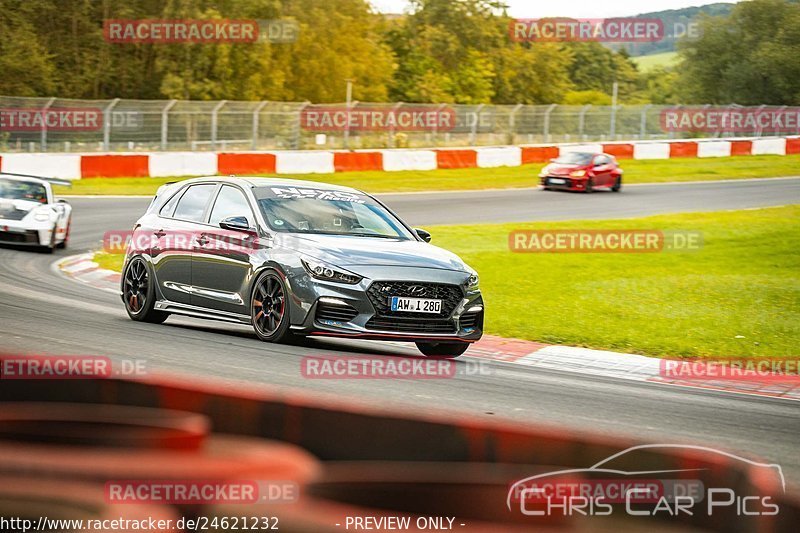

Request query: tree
[
  {"left": 677, "top": 0, "right": 800, "bottom": 104},
  {"left": 0, "top": 2, "right": 54, "bottom": 96}
]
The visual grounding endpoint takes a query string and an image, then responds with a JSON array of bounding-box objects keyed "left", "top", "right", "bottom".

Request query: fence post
[
  {"left": 103, "top": 98, "right": 120, "bottom": 151},
  {"left": 470, "top": 104, "right": 485, "bottom": 145},
  {"left": 543, "top": 104, "right": 557, "bottom": 143},
  {"left": 509, "top": 104, "right": 522, "bottom": 145},
  {"left": 295, "top": 102, "right": 310, "bottom": 150},
  {"left": 640, "top": 104, "right": 652, "bottom": 139},
  {"left": 389, "top": 102, "right": 403, "bottom": 147},
  {"left": 40, "top": 97, "right": 56, "bottom": 152},
  {"left": 609, "top": 82, "right": 619, "bottom": 140},
  {"left": 578, "top": 105, "right": 591, "bottom": 140},
  {"left": 252, "top": 101, "right": 269, "bottom": 150},
  {"left": 160, "top": 100, "right": 177, "bottom": 151},
  {"left": 211, "top": 100, "right": 227, "bottom": 151}
]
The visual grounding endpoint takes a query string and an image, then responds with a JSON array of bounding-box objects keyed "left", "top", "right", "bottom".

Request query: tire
[
  {"left": 584, "top": 178, "right": 594, "bottom": 193},
  {"left": 123, "top": 257, "right": 169, "bottom": 324},
  {"left": 415, "top": 341, "right": 470, "bottom": 358},
  {"left": 56, "top": 218, "right": 71, "bottom": 249},
  {"left": 611, "top": 177, "right": 622, "bottom": 192},
  {"left": 251, "top": 269, "right": 293, "bottom": 343}
]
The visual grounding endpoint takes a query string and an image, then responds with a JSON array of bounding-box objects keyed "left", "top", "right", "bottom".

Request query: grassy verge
[
  {"left": 93, "top": 205, "right": 799, "bottom": 359},
  {"left": 433, "top": 205, "right": 799, "bottom": 359},
  {"left": 93, "top": 251, "right": 124, "bottom": 272},
  {"left": 56, "top": 154, "right": 800, "bottom": 196}
]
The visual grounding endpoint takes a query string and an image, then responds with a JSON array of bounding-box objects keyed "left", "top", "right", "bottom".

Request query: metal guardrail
[{"left": 0, "top": 97, "right": 790, "bottom": 153}]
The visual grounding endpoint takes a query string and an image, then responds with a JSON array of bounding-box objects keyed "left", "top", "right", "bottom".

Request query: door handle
[
  {"left": 154, "top": 229, "right": 167, "bottom": 238},
  {"left": 196, "top": 234, "right": 210, "bottom": 247}
]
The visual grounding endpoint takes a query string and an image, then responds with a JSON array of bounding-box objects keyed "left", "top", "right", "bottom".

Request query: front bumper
[
  {"left": 286, "top": 266, "right": 484, "bottom": 343},
  {"left": 540, "top": 176, "right": 588, "bottom": 191},
  {"left": 0, "top": 219, "right": 52, "bottom": 246}
]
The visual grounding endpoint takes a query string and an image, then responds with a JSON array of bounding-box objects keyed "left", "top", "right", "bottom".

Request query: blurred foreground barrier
[
  {"left": 0, "top": 477, "right": 178, "bottom": 532},
  {"left": 0, "top": 359, "right": 796, "bottom": 532},
  {"left": 0, "top": 402, "right": 209, "bottom": 450}
]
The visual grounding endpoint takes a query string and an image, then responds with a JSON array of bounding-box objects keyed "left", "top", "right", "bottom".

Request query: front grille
[
  {"left": 316, "top": 301, "right": 358, "bottom": 324},
  {"left": 367, "top": 281, "right": 464, "bottom": 318},
  {"left": 460, "top": 312, "right": 481, "bottom": 330},
  {"left": 365, "top": 317, "right": 457, "bottom": 334},
  {"left": 0, "top": 230, "right": 38, "bottom": 244}
]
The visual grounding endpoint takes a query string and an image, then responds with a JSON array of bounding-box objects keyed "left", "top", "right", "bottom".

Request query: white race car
[{"left": 0, "top": 173, "right": 73, "bottom": 253}]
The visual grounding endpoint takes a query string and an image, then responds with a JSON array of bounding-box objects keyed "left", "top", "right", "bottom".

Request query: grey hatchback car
[{"left": 121, "top": 177, "right": 484, "bottom": 357}]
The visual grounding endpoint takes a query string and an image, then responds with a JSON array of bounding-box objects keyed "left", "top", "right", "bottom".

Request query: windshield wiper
[{"left": 347, "top": 233, "right": 402, "bottom": 239}]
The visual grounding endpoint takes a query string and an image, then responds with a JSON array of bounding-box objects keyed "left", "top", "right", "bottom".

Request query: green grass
[
  {"left": 94, "top": 206, "right": 800, "bottom": 359},
  {"left": 93, "top": 251, "right": 124, "bottom": 272},
  {"left": 55, "top": 154, "right": 800, "bottom": 196},
  {"left": 431, "top": 206, "right": 800, "bottom": 359},
  {"left": 632, "top": 51, "right": 679, "bottom": 72}
]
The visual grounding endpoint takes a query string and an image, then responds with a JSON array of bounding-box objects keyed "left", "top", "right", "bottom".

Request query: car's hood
[
  {"left": 543, "top": 163, "right": 585, "bottom": 175},
  {"left": 0, "top": 199, "right": 43, "bottom": 220},
  {"left": 280, "top": 233, "right": 469, "bottom": 272}
]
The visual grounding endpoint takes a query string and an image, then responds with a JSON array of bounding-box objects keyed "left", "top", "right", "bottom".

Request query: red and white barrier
[
  {"left": 1, "top": 136, "right": 797, "bottom": 179},
  {"left": 0, "top": 153, "right": 82, "bottom": 180},
  {"left": 381, "top": 149, "right": 437, "bottom": 171},
  {"left": 475, "top": 146, "right": 522, "bottom": 168}
]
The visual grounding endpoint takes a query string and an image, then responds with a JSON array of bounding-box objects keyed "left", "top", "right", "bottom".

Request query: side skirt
[{"left": 154, "top": 300, "right": 251, "bottom": 325}]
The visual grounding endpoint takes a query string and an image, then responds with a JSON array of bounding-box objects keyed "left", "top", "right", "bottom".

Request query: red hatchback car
[{"left": 539, "top": 152, "right": 623, "bottom": 192}]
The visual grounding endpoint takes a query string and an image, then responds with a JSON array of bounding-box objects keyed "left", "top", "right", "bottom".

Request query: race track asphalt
[{"left": 1, "top": 177, "right": 798, "bottom": 484}]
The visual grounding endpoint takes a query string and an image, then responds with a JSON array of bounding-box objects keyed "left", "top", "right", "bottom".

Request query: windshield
[
  {"left": 255, "top": 186, "right": 414, "bottom": 240},
  {"left": 0, "top": 178, "right": 48, "bottom": 203},
  {"left": 552, "top": 152, "right": 593, "bottom": 165}
]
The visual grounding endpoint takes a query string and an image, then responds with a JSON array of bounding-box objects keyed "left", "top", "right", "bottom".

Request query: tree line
[{"left": 0, "top": 0, "right": 797, "bottom": 105}]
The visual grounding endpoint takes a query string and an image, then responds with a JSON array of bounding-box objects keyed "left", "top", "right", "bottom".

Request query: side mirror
[
  {"left": 56, "top": 198, "right": 69, "bottom": 204},
  {"left": 219, "top": 216, "right": 255, "bottom": 234},
  {"left": 415, "top": 228, "right": 432, "bottom": 243}
]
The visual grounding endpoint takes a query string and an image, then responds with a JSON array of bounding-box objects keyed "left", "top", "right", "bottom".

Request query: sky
[{"left": 369, "top": 0, "right": 740, "bottom": 18}]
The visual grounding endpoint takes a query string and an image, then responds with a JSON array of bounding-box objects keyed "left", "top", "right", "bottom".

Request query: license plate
[
  {"left": 548, "top": 178, "right": 566, "bottom": 185},
  {"left": 390, "top": 297, "right": 442, "bottom": 314}
]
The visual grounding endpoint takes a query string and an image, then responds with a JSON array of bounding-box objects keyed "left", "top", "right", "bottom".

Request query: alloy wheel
[
  {"left": 124, "top": 259, "right": 148, "bottom": 314},
  {"left": 253, "top": 275, "right": 285, "bottom": 336}
]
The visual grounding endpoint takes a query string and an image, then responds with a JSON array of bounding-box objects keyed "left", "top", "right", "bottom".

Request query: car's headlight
[
  {"left": 465, "top": 273, "right": 479, "bottom": 290},
  {"left": 570, "top": 170, "right": 586, "bottom": 177},
  {"left": 33, "top": 210, "right": 53, "bottom": 222},
  {"left": 302, "top": 258, "right": 362, "bottom": 285}
]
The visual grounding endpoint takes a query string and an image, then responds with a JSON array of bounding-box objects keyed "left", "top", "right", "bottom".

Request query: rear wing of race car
[{"left": 0, "top": 172, "right": 73, "bottom": 188}]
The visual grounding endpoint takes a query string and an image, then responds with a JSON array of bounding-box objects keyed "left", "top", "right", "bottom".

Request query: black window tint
[
  {"left": 173, "top": 184, "right": 216, "bottom": 222},
  {"left": 209, "top": 186, "right": 251, "bottom": 227}
]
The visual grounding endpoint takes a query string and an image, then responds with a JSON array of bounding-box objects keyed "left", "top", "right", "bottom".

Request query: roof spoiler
[{"left": 0, "top": 172, "right": 72, "bottom": 187}]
